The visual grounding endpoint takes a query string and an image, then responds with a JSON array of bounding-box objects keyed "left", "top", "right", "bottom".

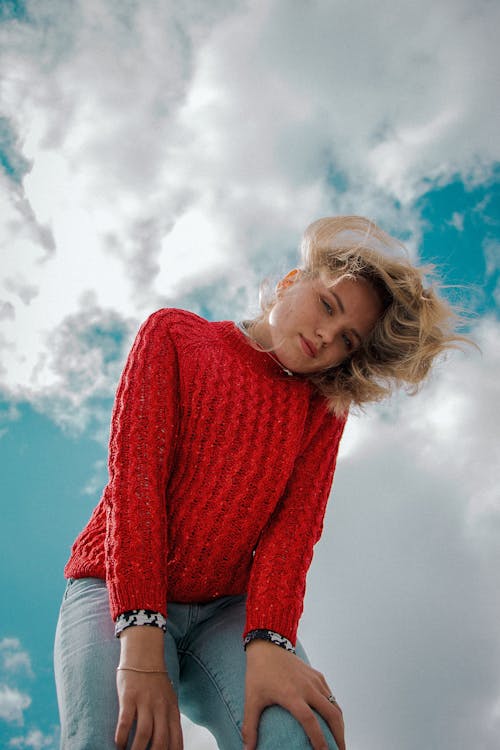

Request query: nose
[{"left": 316, "top": 320, "right": 338, "bottom": 346}]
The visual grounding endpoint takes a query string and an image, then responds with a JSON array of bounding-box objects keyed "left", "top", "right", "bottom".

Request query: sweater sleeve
[
  {"left": 104, "top": 310, "right": 179, "bottom": 621},
  {"left": 244, "top": 400, "right": 347, "bottom": 646}
]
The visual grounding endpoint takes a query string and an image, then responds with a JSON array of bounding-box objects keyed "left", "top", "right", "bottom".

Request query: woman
[{"left": 54, "top": 216, "right": 465, "bottom": 750}]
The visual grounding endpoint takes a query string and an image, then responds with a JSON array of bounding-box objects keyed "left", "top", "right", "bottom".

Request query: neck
[
  {"left": 238, "top": 320, "right": 295, "bottom": 377},
  {"left": 241, "top": 318, "right": 271, "bottom": 349}
]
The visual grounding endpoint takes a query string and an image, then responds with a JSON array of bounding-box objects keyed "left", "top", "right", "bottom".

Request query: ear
[{"left": 276, "top": 268, "right": 301, "bottom": 295}]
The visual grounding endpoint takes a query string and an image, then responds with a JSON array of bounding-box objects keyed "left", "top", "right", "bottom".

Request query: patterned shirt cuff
[
  {"left": 115, "top": 610, "right": 167, "bottom": 638},
  {"left": 243, "top": 629, "right": 295, "bottom": 653}
]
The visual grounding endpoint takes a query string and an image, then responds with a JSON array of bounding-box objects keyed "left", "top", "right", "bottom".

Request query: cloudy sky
[{"left": 1, "top": 0, "right": 499, "bottom": 748}]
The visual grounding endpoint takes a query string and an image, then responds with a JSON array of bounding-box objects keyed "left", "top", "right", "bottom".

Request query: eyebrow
[{"left": 328, "top": 289, "right": 363, "bottom": 346}]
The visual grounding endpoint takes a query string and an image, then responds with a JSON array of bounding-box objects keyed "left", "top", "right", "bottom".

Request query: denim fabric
[{"left": 54, "top": 577, "right": 338, "bottom": 749}]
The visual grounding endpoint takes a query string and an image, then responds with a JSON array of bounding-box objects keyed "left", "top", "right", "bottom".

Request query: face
[{"left": 256, "top": 272, "right": 383, "bottom": 374}]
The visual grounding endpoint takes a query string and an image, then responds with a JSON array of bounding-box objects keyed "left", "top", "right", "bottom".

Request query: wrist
[
  {"left": 117, "top": 665, "right": 168, "bottom": 674},
  {"left": 119, "top": 625, "right": 165, "bottom": 667},
  {"left": 244, "top": 629, "right": 295, "bottom": 654}
]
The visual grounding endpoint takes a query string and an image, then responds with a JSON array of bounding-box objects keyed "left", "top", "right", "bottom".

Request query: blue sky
[{"left": 1, "top": 2, "right": 499, "bottom": 749}]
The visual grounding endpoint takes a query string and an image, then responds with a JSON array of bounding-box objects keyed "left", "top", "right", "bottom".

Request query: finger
[
  {"left": 324, "top": 693, "right": 343, "bottom": 716},
  {"left": 288, "top": 703, "right": 331, "bottom": 750},
  {"left": 315, "top": 670, "right": 331, "bottom": 696},
  {"left": 331, "top": 711, "right": 346, "bottom": 750},
  {"left": 242, "top": 697, "right": 262, "bottom": 750},
  {"left": 166, "top": 714, "right": 184, "bottom": 750},
  {"left": 311, "top": 697, "right": 345, "bottom": 750},
  {"left": 150, "top": 712, "right": 169, "bottom": 750},
  {"left": 130, "top": 714, "right": 153, "bottom": 750},
  {"left": 115, "top": 707, "right": 135, "bottom": 750}
]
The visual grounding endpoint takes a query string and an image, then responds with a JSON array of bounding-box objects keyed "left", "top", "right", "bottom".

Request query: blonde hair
[{"left": 261, "top": 216, "right": 472, "bottom": 415}]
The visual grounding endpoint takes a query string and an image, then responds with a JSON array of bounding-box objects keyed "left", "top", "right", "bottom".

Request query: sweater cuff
[
  {"left": 243, "top": 629, "right": 295, "bottom": 654},
  {"left": 115, "top": 609, "right": 167, "bottom": 638}
]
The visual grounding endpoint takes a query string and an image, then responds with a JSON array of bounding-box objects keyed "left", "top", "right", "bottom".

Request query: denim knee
[{"left": 257, "top": 704, "right": 339, "bottom": 750}]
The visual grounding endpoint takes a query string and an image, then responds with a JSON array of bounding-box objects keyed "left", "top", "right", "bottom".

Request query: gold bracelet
[{"left": 117, "top": 666, "right": 167, "bottom": 674}]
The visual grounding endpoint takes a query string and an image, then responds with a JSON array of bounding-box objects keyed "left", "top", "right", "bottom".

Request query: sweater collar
[{"left": 216, "top": 320, "right": 312, "bottom": 387}]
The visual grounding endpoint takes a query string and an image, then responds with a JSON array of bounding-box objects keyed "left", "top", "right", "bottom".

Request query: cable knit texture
[{"left": 65, "top": 309, "right": 347, "bottom": 645}]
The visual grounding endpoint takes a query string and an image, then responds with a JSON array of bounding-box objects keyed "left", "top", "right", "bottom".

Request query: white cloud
[
  {"left": 484, "top": 238, "right": 500, "bottom": 278},
  {"left": 0, "top": 685, "right": 31, "bottom": 725},
  {"left": 81, "top": 458, "right": 107, "bottom": 496},
  {"left": 176, "top": 0, "right": 500, "bottom": 200},
  {"left": 8, "top": 728, "right": 58, "bottom": 749},
  {"left": 0, "top": 294, "right": 138, "bottom": 432},
  {"left": 0, "top": 639, "right": 57, "bottom": 748},
  {"left": 448, "top": 212, "right": 464, "bottom": 232},
  {"left": 2, "top": 654, "right": 33, "bottom": 678},
  {"left": 0, "top": 639, "right": 22, "bottom": 652},
  {"left": 0, "top": 301, "right": 16, "bottom": 320},
  {"left": 0, "top": 639, "right": 34, "bottom": 679}
]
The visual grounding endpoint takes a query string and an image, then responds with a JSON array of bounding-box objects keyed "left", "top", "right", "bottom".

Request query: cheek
[{"left": 269, "top": 299, "right": 294, "bottom": 327}]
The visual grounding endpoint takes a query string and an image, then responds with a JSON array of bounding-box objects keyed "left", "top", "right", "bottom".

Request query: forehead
[{"left": 318, "top": 271, "right": 370, "bottom": 295}]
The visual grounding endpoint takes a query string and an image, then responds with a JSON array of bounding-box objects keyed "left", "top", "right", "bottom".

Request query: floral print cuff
[
  {"left": 243, "top": 629, "right": 295, "bottom": 653},
  {"left": 115, "top": 609, "right": 167, "bottom": 638}
]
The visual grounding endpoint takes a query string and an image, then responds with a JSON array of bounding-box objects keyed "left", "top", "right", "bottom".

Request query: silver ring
[{"left": 327, "top": 694, "right": 337, "bottom": 705}]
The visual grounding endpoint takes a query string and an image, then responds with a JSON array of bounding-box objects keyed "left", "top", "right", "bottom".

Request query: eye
[
  {"left": 321, "top": 297, "right": 333, "bottom": 316},
  {"left": 342, "top": 333, "right": 353, "bottom": 351}
]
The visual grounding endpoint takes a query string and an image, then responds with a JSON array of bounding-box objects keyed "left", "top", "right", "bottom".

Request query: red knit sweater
[{"left": 65, "top": 309, "right": 346, "bottom": 644}]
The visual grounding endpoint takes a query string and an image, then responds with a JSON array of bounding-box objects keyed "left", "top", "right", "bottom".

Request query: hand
[
  {"left": 242, "top": 640, "right": 345, "bottom": 750},
  {"left": 115, "top": 669, "right": 183, "bottom": 750},
  {"left": 115, "top": 626, "right": 183, "bottom": 750}
]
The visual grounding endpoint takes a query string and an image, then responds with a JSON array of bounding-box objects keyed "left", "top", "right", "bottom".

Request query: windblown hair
[{"left": 265, "top": 216, "right": 471, "bottom": 415}]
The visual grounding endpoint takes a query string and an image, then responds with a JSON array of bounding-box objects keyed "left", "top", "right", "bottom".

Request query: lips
[{"left": 300, "top": 335, "right": 317, "bottom": 358}]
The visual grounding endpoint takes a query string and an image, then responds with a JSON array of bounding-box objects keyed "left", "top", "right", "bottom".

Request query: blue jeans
[{"left": 54, "top": 578, "right": 338, "bottom": 749}]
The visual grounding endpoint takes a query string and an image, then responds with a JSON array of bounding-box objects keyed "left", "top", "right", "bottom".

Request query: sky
[{"left": 0, "top": 0, "right": 499, "bottom": 748}]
